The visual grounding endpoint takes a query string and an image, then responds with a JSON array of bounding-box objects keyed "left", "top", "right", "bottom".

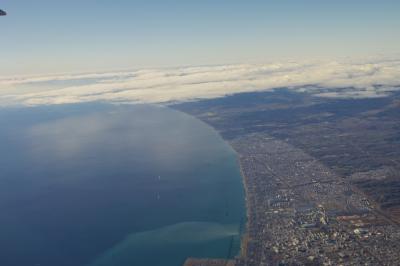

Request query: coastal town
[
  {"left": 184, "top": 133, "right": 400, "bottom": 266},
  {"left": 232, "top": 134, "right": 400, "bottom": 265},
  {"left": 176, "top": 90, "right": 400, "bottom": 266}
]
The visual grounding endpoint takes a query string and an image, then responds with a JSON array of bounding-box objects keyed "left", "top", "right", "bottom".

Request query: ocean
[{"left": 0, "top": 103, "right": 245, "bottom": 266}]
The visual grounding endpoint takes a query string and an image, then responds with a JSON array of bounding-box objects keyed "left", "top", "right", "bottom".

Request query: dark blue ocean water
[{"left": 0, "top": 103, "right": 245, "bottom": 266}]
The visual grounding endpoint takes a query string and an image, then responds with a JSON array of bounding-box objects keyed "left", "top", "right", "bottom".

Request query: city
[
  {"left": 177, "top": 89, "right": 400, "bottom": 265},
  {"left": 232, "top": 134, "right": 400, "bottom": 265}
]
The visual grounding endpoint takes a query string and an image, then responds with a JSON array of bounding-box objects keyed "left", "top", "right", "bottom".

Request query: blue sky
[{"left": 1, "top": 0, "right": 400, "bottom": 76}]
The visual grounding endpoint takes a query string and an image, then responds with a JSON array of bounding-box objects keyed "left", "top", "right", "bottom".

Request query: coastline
[
  {"left": 230, "top": 142, "right": 250, "bottom": 260},
  {"left": 210, "top": 131, "right": 250, "bottom": 261},
  {"left": 172, "top": 107, "right": 249, "bottom": 266},
  {"left": 181, "top": 128, "right": 250, "bottom": 266},
  {"left": 173, "top": 88, "right": 400, "bottom": 265}
]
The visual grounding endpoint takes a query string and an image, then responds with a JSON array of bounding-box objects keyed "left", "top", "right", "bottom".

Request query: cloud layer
[{"left": 1, "top": 57, "right": 400, "bottom": 106}]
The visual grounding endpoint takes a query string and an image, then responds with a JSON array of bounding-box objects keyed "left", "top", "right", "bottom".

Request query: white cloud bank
[{"left": 1, "top": 57, "right": 400, "bottom": 106}]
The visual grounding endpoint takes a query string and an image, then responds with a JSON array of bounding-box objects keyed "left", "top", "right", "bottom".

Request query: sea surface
[{"left": 0, "top": 103, "right": 245, "bottom": 266}]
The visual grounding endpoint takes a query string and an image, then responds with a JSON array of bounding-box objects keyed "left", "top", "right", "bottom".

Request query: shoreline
[
  {"left": 173, "top": 88, "right": 400, "bottom": 265},
  {"left": 181, "top": 131, "right": 250, "bottom": 266},
  {"left": 230, "top": 142, "right": 250, "bottom": 260},
  {"left": 174, "top": 109, "right": 249, "bottom": 266},
  {"left": 169, "top": 106, "right": 250, "bottom": 262}
]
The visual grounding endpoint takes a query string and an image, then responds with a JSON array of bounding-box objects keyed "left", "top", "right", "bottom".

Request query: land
[
  {"left": 174, "top": 88, "right": 400, "bottom": 265},
  {"left": 183, "top": 258, "right": 235, "bottom": 266}
]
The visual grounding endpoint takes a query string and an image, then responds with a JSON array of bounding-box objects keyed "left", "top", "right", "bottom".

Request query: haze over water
[{"left": 0, "top": 103, "right": 245, "bottom": 266}]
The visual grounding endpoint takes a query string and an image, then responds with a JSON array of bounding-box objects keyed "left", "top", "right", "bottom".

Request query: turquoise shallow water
[
  {"left": 0, "top": 103, "right": 245, "bottom": 266},
  {"left": 91, "top": 222, "right": 240, "bottom": 266}
]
